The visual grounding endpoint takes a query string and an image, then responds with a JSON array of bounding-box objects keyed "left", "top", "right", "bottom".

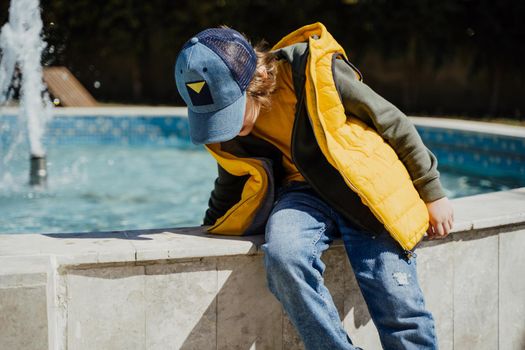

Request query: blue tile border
[
  {"left": 0, "top": 115, "right": 197, "bottom": 149},
  {"left": 1, "top": 115, "right": 524, "bottom": 180},
  {"left": 416, "top": 125, "right": 525, "bottom": 178}
]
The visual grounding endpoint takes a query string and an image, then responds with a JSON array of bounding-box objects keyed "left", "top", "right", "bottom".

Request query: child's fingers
[
  {"left": 443, "top": 220, "right": 451, "bottom": 236},
  {"left": 432, "top": 221, "right": 445, "bottom": 238},
  {"left": 426, "top": 224, "right": 434, "bottom": 238}
]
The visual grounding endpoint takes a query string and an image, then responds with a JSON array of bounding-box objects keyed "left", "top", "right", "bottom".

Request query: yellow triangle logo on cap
[{"left": 186, "top": 81, "right": 206, "bottom": 94}]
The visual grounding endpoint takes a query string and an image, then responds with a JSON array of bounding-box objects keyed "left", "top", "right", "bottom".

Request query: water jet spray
[{"left": 0, "top": 0, "right": 53, "bottom": 187}]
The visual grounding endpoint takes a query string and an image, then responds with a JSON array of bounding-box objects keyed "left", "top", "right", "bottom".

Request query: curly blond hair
[
  {"left": 246, "top": 40, "right": 278, "bottom": 111},
  {"left": 218, "top": 25, "right": 278, "bottom": 111}
]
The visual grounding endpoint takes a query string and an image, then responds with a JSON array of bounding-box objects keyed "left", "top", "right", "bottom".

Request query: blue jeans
[{"left": 261, "top": 181, "right": 438, "bottom": 350}]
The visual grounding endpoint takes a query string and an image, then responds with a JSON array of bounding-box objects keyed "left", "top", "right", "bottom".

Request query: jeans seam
[
  {"left": 309, "top": 222, "right": 344, "bottom": 338},
  {"left": 308, "top": 224, "right": 325, "bottom": 273}
]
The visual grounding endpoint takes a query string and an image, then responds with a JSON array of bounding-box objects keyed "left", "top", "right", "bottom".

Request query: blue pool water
[
  {"left": 0, "top": 114, "right": 524, "bottom": 234},
  {"left": 0, "top": 144, "right": 216, "bottom": 234}
]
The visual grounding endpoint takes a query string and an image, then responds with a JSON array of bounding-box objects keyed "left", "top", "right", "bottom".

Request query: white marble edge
[
  {"left": 1, "top": 106, "right": 188, "bottom": 117},
  {"left": 2, "top": 107, "right": 525, "bottom": 138},
  {"left": 410, "top": 116, "right": 525, "bottom": 138},
  {"left": 0, "top": 187, "right": 524, "bottom": 272}
]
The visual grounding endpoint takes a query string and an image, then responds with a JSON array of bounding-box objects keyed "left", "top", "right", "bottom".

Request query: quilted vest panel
[{"left": 273, "top": 22, "right": 429, "bottom": 251}]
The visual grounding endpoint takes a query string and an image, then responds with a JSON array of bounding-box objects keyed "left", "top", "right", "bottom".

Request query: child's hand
[{"left": 425, "top": 197, "right": 454, "bottom": 239}]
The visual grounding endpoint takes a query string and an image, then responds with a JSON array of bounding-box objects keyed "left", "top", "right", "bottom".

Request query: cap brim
[{"left": 187, "top": 92, "right": 246, "bottom": 145}]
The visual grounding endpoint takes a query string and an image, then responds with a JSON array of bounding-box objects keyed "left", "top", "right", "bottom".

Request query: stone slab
[
  {"left": 453, "top": 231, "right": 498, "bottom": 350},
  {"left": 280, "top": 245, "right": 347, "bottom": 350},
  {"left": 144, "top": 258, "right": 217, "bottom": 350},
  {"left": 451, "top": 187, "right": 525, "bottom": 231},
  {"left": 0, "top": 255, "right": 49, "bottom": 287},
  {"left": 0, "top": 233, "right": 45, "bottom": 256},
  {"left": 126, "top": 227, "right": 262, "bottom": 262},
  {"left": 0, "top": 284, "right": 48, "bottom": 350},
  {"left": 411, "top": 117, "right": 525, "bottom": 138},
  {"left": 342, "top": 255, "right": 382, "bottom": 350},
  {"left": 217, "top": 255, "right": 282, "bottom": 350},
  {"left": 417, "top": 240, "right": 454, "bottom": 350},
  {"left": 323, "top": 246, "right": 346, "bottom": 321},
  {"left": 66, "top": 265, "right": 145, "bottom": 350},
  {"left": 282, "top": 312, "right": 303, "bottom": 350},
  {"left": 0, "top": 232, "right": 136, "bottom": 265},
  {"left": 0, "top": 227, "right": 264, "bottom": 266},
  {"left": 499, "top": 228, "right": 525, "bottom": 350}
]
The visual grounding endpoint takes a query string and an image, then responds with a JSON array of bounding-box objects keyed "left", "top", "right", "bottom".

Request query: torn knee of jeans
[{"left": 392, "top": 272, "right": 410, "bottom": 286}]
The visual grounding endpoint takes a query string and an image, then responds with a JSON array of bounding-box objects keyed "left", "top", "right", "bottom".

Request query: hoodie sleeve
[
  {"left": 332, "top": 55, "right": 447, "bottom": 203},
  {"left": 203, "top": 163, "right": 249, "bottom": 225}
]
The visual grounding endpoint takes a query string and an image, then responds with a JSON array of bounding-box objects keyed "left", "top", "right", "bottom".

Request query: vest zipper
[
  {"left": 290, "top": 84, "right": 333, "bottom": 212},
  {"left": 290, "top": 71, "right": 419, "bottom": 255},
  {"left": 290, "top": 83, "right": 366, "bottom": 229}
]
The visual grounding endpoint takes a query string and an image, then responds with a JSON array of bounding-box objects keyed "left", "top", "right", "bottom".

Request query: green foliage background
[{"left": 1, "top": 0, "right": 524, "bottom": 118}]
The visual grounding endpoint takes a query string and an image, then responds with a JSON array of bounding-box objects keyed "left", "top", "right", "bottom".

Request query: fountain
[{"left": 0, "top": 0, "right": 53, "bottom": 187}]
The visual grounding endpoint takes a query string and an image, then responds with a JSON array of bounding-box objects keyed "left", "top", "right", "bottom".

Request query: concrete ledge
[
  {"left": 1, "top": 106, "right": 188, "bottom": 117},
  {"left": 411, "top": 116, "right": 525, "bottom": 137},
  {"left": 450, "top": 187, "right": 525, "bottom": 230},
  {"left": 1, "top": 188, "right": 524, "bottom": 349},
  {"left": 1, "top": 187, "right": 523, "bottom": 266},
  {"left": 0, "top": 255, "right": 49, "bottom": 287},
  {"left": 0, "top": 227, "right": 262, "bottom": 267}
]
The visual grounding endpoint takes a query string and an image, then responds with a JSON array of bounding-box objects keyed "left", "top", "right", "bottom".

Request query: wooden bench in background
[{"left": 43, "top": 67, "right": 97, "bottom": 107}]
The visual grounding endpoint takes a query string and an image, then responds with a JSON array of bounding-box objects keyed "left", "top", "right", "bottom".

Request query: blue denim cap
[{"left": 175, "top": 28, "right": 257, "bottom": 145}]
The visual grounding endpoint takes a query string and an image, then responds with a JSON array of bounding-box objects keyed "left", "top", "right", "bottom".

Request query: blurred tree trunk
[
  {"left": 403, "top": 35, "right": 421, "bottom": 112},
  {"left": 131, "top": 59, "right": 142, "bottom": 99},
  {"left": 489, "top": 63, "right": 502, "bottom": 116}
]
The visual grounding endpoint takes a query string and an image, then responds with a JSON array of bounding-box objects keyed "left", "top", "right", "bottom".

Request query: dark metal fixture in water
[{"left": 29, "top": 154, "right": 47, "bottom": 187}]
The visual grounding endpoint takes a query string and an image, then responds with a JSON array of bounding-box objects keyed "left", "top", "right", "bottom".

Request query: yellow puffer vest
[
  {"left": 205, "top": 22, "right": 429, "bottom": 251},
  {"left": 204, "top": 142, "right": 272, "bottom": 234}
]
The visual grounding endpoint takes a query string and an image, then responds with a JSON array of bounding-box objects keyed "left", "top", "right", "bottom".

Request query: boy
[{"left": 175, "top": 22, "right": 454, "bottom": 350}]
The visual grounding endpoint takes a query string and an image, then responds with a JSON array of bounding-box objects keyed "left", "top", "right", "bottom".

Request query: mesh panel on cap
[{"left": 184, "top": 28, "right": 257, "bottom": 91}]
